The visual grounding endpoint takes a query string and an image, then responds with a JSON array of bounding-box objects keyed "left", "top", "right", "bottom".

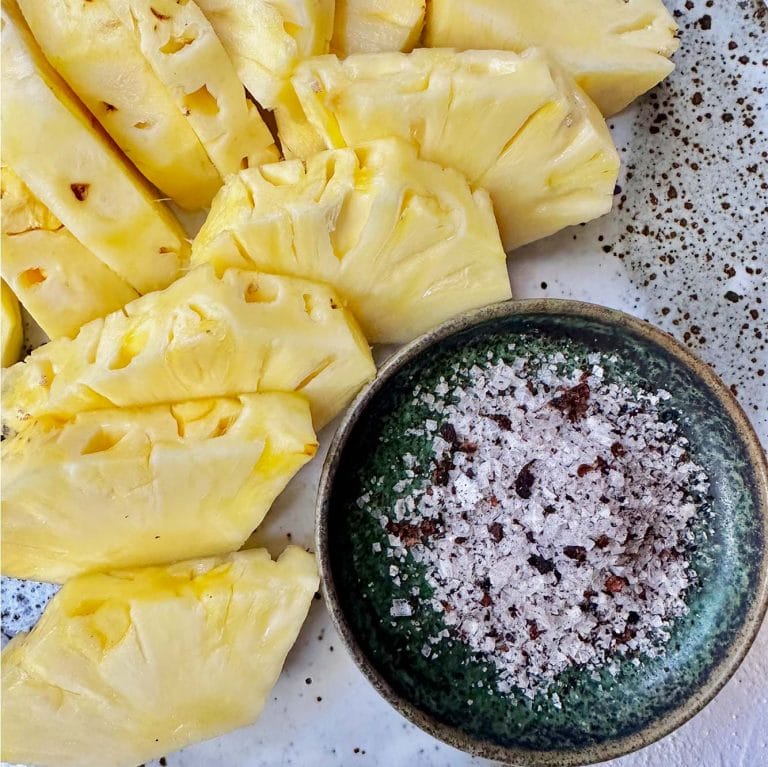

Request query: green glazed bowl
[{"left": 316, "top": 300, "right": 768, "bottom": 766}]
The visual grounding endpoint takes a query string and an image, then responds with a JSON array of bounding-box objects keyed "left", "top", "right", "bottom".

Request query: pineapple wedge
[
  {"left": 1, "top": 165, "right": 139, "bottom": 339},
  {"left": 1, "top": 0, "right": 189, "bottom": 294},
  {"left": 331, "top": 0, "right": 425, "bottom": 56},
  {"left": 194, "top": 0, "right": 334, "bottom": 110},
  {"left": 425, "top": 0, "right": 679, "bottom": 117},
  {"left": 106, "top": 0, "right": 278, "bottom": 176},
  {"left": 1, "top": 547, "right": 318, "bottom": 767},
  {"left": 2, "top": 393, "right": 317, "bottom": 582},
  {"left": 1, "top": 279, "right": 23, "bottom": 367},
  {"left": 16, "top": 0, "right": 221, "bottom": 210},
  {"left": 192, "top": 139, "right": 510, "bottom": 343},
  {"left": 2, "top": 264, "right": 375, "bottom": 431},
  {"left": 190, "top": 0, "right": 334, "bottom": 159},
  {"left": 289, "top": 48, "right": 620, "bottom": 250}
]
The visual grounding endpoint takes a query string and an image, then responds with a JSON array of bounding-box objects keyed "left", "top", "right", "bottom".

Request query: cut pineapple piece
[
  {"left": 194, "top": 0, "right": 334, "bottom": 110},
  {"left": 1, "top": 1, "right": 189, "bottom": 294},
  {"left": 425, "top": 0, "right": 679, "bottom": 117},
  {"left": 16, "top": 0, "right": 221, "bottom": 210},
  {"left": 2, "top": 264, "right": 375, "bottom": 431},
  {"left": 1, "top": 280, "right": 23, "bottom": 368},
  {"left": 2, "top": 393, "right": 317, "bottom": 582},
  {"left": 331, "top": 0, "right": 425, "bottom": 56},
  {"left": 106, "top": 0, "right": 278, "bottom": 176},
  {"left": 290, "top": 48, "right": 620, "bottom": 250},
  {"left": 1, "top": 165, "right": 139, "bottom": 339},
  {"left": 274, "top": 88, "right": 330, "bottom": 159},
  {"left": 193, "top": 139, "right": 510, "bottom": 343},
  {"left": 1, "top": 547, "right": 318, "bottom": 767}
]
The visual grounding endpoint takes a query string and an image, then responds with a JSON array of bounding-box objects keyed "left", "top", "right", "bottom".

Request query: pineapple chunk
[
  {"left": 1, "top": 165, "right": 139, "bottom": 339},
  {"left": 331, "top": 0, "right": 425, "bottom": 56},
  {"left": 2, "top": 393, "right": 317, "bottom": 582},
  {"left": 274, "top": 88, "right": 330, "bottom": 159},
  {"left": 194, "top": 0, "right": 334, "bottom": 110},
  {"left": 190, "top": 0, "right": 334, "bottom": 159},
  {"left": 289, "top": 49, "right": 619, "bottom": 251},
  {"left": 2, "top": 264, "right": 375, "bottom": 431},
  {"left": 1, "top": 279, "right": 23, "bottom": 367},
  {"left": 16, "top": 0, "right": 221, "bottom": 210},
  {"left": 1, "top": 547, "right": 318, "bottom": 767},
  {"left": 105, "top": 0, "right": 278, "bottom": 177},
  {"left": 193, "top": 139, "right": 510, "bottom": 343},
  {"left": 1, "top": 0, "right": 189, "bottom": 294},
  {"left": 425, "top": 0, "right": 679, "bottom": 117}
]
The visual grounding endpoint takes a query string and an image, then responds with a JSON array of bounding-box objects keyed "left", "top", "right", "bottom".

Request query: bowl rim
[{"left": 315, "top": 298, "right": 768, "bottom": 767}]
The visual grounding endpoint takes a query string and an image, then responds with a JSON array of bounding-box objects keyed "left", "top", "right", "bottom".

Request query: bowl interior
[{"left": 320, "top": 304, "right": 767, "bottom": 763}]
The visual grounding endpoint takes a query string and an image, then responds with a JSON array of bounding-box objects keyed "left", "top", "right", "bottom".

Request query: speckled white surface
[{"left": 2, "top": 0, "right": 767, "bottom": 765}]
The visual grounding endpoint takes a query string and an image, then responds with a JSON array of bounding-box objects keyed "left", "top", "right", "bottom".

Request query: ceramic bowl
[{"left": 316, "top": 299, "right": 768, "bottom": 767}]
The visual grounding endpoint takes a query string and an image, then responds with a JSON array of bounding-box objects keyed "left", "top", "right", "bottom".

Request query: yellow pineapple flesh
[
  {"left": 289, "top": 48, "right": 620, "bottom": 250},
  {"left": 194, "top": 0, "right": 334, "bottom": 109},
  {"left": 2, "top": 264, "right": 375, "bottom": 431},
  {"left": 1, "top": 279, "right": 23, "bottom": 368},
  {"left": 2, "top": 393, "right": 317, "bottom": 582},
  {"left": 331, "top": 0, "right": 425, "bottom": 56},
  {"left": 105, "top": 0, "right": 278, "bottom": 176},
  {"left": 425, "top": 0, "right": 679, "bottom": 116},
  {"left": 1, "top": 547, "right": 318, "bottom": 767},
  {"left": 1, "top": 165, "right": 139, "bottom": 339},
  {"left": 1, "top": 0, "right": 189, "bottom": 294},
  {"left": 16, "top": 0, "right": 222, "bottom": 210},
  {"left": 193, "top": 139, "right": 510, "bottom": 343}
]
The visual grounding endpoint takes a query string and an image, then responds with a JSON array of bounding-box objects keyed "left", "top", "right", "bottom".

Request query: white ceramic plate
[{"left": 2, "top": 0, "right": 766, "bottom": 764}]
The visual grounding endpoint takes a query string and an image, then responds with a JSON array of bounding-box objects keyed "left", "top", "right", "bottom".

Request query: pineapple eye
[
  {"left": 150, "top": 7, "right": 171, "bottom": 21},
  {"left": 108, "top": 325, "right": 150, "bottom": 370},
  {"left": 80, "top": 427, "right": 128, "bottom": 455},
  {"left": 183, "top": 85, "right": 219, "bottom": 118},
  {"left": 243, "top": 281, "right": 278, "bottom": 304},
  {"left": 160, "top": 30, "right": 196, "bottom": 55},
  {"left": 209, "top": 416, "right": 237, "bottom": 439},
  {"left": 70, "top": 182, "right": 90, "bottom": 202},
  {"left": 18, "top": 267, "right": 47, "bottom": 290}
]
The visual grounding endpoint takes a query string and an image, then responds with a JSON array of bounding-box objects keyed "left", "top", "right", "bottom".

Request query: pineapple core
[
  {"left": 2, "top": 393, "right": 317, "bottom": 582},
  {"left": 2, "top": 265, "right": 376, "bottom": 432},
  {"left": 289, "top": 48, "right": 620, "bottom": 251},
  {"left": 193, "top": 139, "right": 511, "bottom": 343},
  {"left": 1, "top": 547, "right": 319, "bottom": 767}
]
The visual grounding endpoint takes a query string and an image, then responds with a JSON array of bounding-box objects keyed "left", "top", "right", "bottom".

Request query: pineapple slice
[
  {"left": 1, "top": 0, "right": 189, "bottom": 294},
  {"left": 194, "top": 0, "right": 334, "bottom": 109},
  {"left": 105, "top": 0, "right": 278, "bottom": 177},
  {"left": 1, "top": 547, "right": 318, "bottom": 767},
  {"left": 1, "top": 165, "right": 139, "bottom": 339},
  {"left": 331, "top": 0, "right": 425, "bottom": 56},
  {"left": 2, "top": 264, "right": 375, "bottom": 431},
  {"left": 190, "top": 0, "right": 334, "bottom": 159},
  {"left": 193, "top": 139, "right": 510, "bottom": 343},
  {"left": 425, "top": 0, "right": 679, "bottom": 117},
  {"left": 1, "top": 279, "right": 23, "bottom": 368},
  {"left": 289, "top": 48, "right": 620, "bottom": 251},
  {"left": 2, "top": 393, "right": 317, "bottom": 582},
  {"left": 16, "top": 0, "right": 221, "bottom": 210}
]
